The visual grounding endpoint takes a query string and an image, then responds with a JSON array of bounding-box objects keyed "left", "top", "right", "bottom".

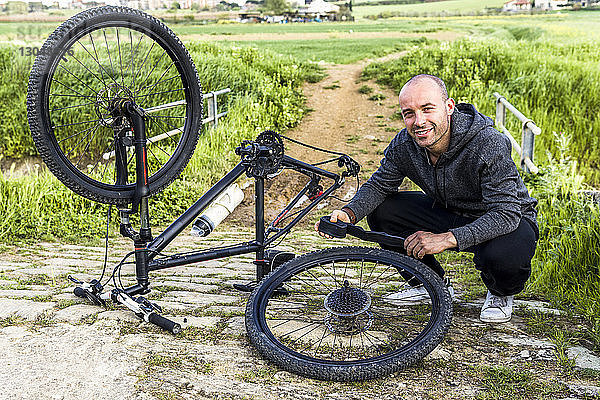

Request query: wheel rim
[
  {"left": 42, "top": 20, "right": 195, "bottom": 192},
  {"left": 258, "top": 254, "right": 443, "bottom": 365}
]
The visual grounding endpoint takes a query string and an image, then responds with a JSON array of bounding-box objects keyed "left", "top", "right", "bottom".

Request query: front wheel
[
  {"left": 246, "top": 246, "right": 452, "bottom": 381},
  {"left": 27, "top": 6, "right": 202, "bottom": 205}
]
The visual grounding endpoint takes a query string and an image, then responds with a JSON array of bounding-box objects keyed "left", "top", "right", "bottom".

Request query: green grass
[
  {"left": 353, "top": 0, "right": 506, "bottom": 18},
  {"left": 227, "top": 37, "right": 430, "bottom": 64},
  {"left": 474, "top": 365, "right": 566, "bottom": 400}
]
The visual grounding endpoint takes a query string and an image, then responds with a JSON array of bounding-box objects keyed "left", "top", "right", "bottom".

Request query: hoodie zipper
[{"left": 424, "top": 148, "right": 443, "bottom": 209}]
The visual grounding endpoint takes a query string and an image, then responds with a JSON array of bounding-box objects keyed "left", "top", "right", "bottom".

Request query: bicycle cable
[
  {"left": 279, "top": 134, "right": 347, "bottom": 157},
  {"left": 97, "top": 204, "right": 112, "bottom": 283}
]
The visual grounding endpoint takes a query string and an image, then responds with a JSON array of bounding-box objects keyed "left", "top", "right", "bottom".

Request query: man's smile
[{"left": 414, "top": 127, "right": 434, "bottom": 138}]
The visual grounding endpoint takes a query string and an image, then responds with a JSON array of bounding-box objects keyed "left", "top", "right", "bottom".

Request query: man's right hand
[{"left": 315, "top": 210, "right": 351, "bottom": 239}]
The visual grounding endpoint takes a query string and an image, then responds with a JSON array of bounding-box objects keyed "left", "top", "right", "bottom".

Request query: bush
[{"left": 527, "top": 133, "right": 600, "bottom": 349}]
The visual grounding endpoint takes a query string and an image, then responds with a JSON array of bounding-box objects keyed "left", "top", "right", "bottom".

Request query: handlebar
[{"left": 146, "top": 312, "right": 181, "bottom": 334}]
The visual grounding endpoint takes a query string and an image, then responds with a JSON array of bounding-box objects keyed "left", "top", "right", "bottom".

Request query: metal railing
[
  {"left": 103, "top": 88, "right": 231, "bottom": 160},
  {"left": 493, "top": 92, "right": 541, "bottom": 174},
  {"left": 203, "top": 88, "right": 231, "bottom": 127}
]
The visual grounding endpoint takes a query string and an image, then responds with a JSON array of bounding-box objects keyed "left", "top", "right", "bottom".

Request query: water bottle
[{"left": 190, "top": 183, "right": 244, "bottom": 237}]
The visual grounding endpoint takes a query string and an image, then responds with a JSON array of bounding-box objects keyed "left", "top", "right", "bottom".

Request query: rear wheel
[
  {"left": 246, "top": 246, "right": 453, "bottom": 381},
  {"left": 27, "top": 6, "right": 202, "bottom": 205}
]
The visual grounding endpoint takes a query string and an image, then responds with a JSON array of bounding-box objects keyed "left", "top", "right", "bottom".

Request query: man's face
[{"left": 398, "top": 80, "right": 455, "bottom": 149}]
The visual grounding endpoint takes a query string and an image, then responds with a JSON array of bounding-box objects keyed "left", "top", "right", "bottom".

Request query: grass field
[
  {"left": 352, "top": 0, "right": 507, "bottom": 18},
  {"left": 227, "top": 37, "right": 430, "bottom": 63}
]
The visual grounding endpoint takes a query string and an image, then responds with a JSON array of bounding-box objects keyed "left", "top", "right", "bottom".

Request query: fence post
[
  {"left": 521, "top": 122, "right": 535, "bottom": 174},
  {"left": 495, "top": 96, "right": 506, "bottom": 129},
  {"left": 212, "top": 93, "right": 219, "bottom": 127},
  {"left": 207, "top": 91, "right": 215, "bottom": 125}
]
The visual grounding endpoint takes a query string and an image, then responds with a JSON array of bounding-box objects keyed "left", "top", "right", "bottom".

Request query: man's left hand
[{"left": 404, "top": 231, "right": 457, "bottom": 259}]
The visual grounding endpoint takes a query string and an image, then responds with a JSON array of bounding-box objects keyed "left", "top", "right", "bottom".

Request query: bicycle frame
[{"left": 114, "top": 102, "right": 353, "bottom": 297}]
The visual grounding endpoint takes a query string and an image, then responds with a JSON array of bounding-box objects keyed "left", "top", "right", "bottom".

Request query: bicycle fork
[{"left": 73, "top": 100, "right": 180, "bottom": 333}]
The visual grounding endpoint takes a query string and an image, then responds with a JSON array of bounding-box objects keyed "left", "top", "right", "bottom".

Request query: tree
[{"left": 264, "top": 0, "right": 290, "bottom": 15}]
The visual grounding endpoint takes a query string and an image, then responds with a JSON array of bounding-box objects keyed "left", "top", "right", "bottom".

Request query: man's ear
[{"left": 446, "top": 98, "right": 456, "bottom": 115}]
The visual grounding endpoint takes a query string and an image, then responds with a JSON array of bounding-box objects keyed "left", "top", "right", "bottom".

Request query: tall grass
[
  {"left": 362, "top": 36, "right": 600, "bottom": 185},
  {"left": 526, "top": 133, "right": 600, "bottom": 349},
  {"left": 0, "top": 43, "right": 319, "bottom": 242}
]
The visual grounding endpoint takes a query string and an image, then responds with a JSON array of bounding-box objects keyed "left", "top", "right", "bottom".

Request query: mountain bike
[{"left": 26, "top": 6, "right": 452, "bottom": 381}]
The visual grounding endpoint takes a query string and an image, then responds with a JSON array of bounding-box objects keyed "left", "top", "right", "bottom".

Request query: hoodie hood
[{"left": 443, "top": 103, "right": 494, "bottom": 161}]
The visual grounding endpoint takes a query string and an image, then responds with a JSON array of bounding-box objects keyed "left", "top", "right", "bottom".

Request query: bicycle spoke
[
  {"left": 65, "top": 123, "right": 100, "bottom": 159},
  {"left": 132, "top": 41, "right": 156, "bottom": 96},
  {"left": 51, "top": 77, "right": 89, "bottom": 98},
  {"left": 77, "top": 39, "right": 121, "bottom": 90},
  {"left": 74, "top": 123, "right": 102, "bottom": 167},
  {"left": 50, "top": 101, "right": 96, "bottom": 112},
  {"left": 57, "top": 63, "right": 101, "bottom": 98},
  {"left": 134, "top": 87, "right": 184, "bottom": 99},
  {"left": 116, "top": 27, "right": 126, "bottom": 89},
  {"left": 52, "top": 118, "right": 102, "bottom": 130},
  {"left": 138, "top": 49, "right": 166, "bottom": 90},
  {"left": 56, "top": 122, "right": 100, "bottom": 144}
]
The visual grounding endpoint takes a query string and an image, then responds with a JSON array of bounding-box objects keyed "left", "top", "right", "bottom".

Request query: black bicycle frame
[
  {"left": 117, "top": 102, "right": 349, "bottom": 296},
  {"left": 145, "top": 156, "right": 343, "bottom": 272}
]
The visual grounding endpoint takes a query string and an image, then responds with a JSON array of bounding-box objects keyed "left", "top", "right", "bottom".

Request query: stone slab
[
  {"left": 161, "top": 291, "right": 239, "bottom": 305},
  {"left": 96, "top": 310, "right": 140, "bottom": 323},
  {"left": 514, "top": 299, "right": 562, "bottom": 316},
  {"left": 54, "top": 305, "right": 101, "bottom": 323},
  {"left": 171, "top": 315, "right": 220, "bottom": 329},
  {"left": 0, "top": 298, "right": 55, "bottom": 320},
  {"left": 487, "top": 333, "right": 555, "bottom": 349},
  {"left": 0, "top": 289, "right": 52, "bottom": 299},
  {"left": 566, "top": 346, "right": 600, "bottom": 371},
  {"left": 152, "top": 281, "right": 219, "bottom": 293}
]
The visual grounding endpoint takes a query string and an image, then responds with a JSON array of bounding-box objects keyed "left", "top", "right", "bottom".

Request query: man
[{"left": 320, "top": 74, "right": 538, "bottom": 323}]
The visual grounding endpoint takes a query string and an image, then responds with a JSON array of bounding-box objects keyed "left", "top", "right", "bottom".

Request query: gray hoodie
[{"left": 345, "top": 103, "right": 538, "bottom": 251}]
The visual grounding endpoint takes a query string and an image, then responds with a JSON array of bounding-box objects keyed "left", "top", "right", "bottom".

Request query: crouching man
[{"left": 319, "top": 74, "right": 538, "bottom": 323}]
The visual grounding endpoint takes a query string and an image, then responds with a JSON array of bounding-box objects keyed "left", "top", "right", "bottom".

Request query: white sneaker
[
  {"left": 385, "top": 278, "right": 454, "bottom": 305},
  {"left": 480, "top": 291, "right": 514, "bottom": 323}
]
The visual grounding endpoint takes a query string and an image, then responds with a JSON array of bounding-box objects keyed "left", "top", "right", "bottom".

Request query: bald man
[{"left": 321, "top": 74, "right": 538, "bottom": 323}]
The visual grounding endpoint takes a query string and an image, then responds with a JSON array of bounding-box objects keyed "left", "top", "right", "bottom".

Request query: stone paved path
[{"left": 0, "top": 227, "right": 599, "bottom": 400}]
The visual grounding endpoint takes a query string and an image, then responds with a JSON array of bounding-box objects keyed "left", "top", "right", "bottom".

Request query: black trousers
[{"left": 366, "top": 191, "right": 539, "bottom": 296}]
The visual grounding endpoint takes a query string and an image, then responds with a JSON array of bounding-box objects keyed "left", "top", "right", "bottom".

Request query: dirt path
[{"left": 1, "top": 56, "right": 600, "bottom": 400}]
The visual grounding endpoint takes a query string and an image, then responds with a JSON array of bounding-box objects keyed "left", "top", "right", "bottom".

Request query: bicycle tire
[
  {"left": 246, "top": 246, "right": 452, "bottom": 381},
  {"left": 27, "top": 6, "right": 202, "bottom": 205}
]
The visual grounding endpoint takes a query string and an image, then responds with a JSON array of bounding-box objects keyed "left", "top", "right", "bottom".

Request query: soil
[{"left": 1, "top": 54, "right": 600, "bottom": 400}]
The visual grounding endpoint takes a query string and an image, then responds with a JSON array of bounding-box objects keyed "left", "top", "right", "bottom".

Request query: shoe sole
[{"left": 479, "top": 315, "right": 512, "bottom": 323}]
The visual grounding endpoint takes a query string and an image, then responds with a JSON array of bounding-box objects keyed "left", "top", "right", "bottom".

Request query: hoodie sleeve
[
  {"left": 344, "top": 135, "right": 406, "bottom": 222},
  {"left": 449, "top": 136, "right": 522, "bottom": 250}
]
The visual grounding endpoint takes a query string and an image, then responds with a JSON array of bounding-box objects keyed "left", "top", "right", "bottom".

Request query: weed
[
  {"left": 236, "top": 366, "right": 278, "bottom": 383},
  {"left": 551, "top": 330, "right": 576, "bottom": 374},
  {"left": 323, "top": 84, "right": 340, "bottom": 90},
  {"left": 358, "top": 85, "right": 373, "bottom": 94},
  {"left": 475, "top": 365, "right": 565, "bottom": 400},
  {"left": 346, "top": 135, "right": 360, "bottom": 144},
  {"left": 368, "top": 93, "right": 386, "bottom": 101},
  {"left": 0, "top": 315, "right": 25, "bottom": 327}
]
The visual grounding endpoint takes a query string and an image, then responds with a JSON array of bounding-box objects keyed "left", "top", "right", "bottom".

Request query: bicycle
[{"left": 26, "top": 6, "right": 452, "bottom": 382}]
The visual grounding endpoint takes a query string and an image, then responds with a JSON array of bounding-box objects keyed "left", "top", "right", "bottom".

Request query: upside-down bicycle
[{"left": 26, "top": 6, "right": 452, "bottom": 381}]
